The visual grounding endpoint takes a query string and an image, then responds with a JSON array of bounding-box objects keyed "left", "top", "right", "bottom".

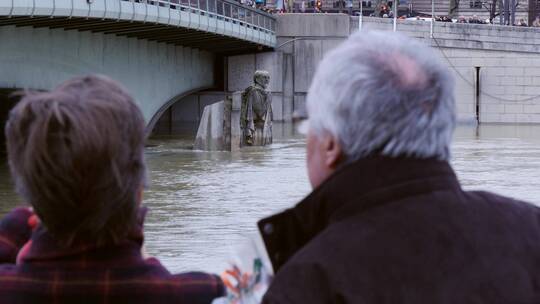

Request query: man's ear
[{"left": 323, "top": 135, "right": 343, "bottom": 169}]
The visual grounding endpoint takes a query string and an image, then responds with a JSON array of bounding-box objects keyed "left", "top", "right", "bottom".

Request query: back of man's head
[
  {"left": 6, "top": 75, "right": 146, "bottom": 246},
  {"left": 307, "top": 31, "right": 456, "bottom": 162}
]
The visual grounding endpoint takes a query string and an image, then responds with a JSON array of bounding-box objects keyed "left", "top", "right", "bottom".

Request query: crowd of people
[
  {"left": 128, "top": 0, "right": 540, "bottom": 27},
  {"left": 0, "top": 30, "right": 539, "bottom": 303}
]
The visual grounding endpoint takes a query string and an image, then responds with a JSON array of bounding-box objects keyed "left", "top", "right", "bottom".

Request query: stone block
[
  {"left": 499, "top": 113, "right": 517, "bottom": 123},
  {"left": 294, "top": 39, "right": 323, "bottom": 93},
  {"left": 294, "top": 94, "right": 307, "bottom": 114},
  {"left": 504, "top": 86, "right": 524, "bottom": 95},
  {"left": 504, "top": 104, "right": 523, "bottom": 114},
  {"left": 481, "top": 104, "right": 505, "bottom": 113},
  {"left": 480, "top": 113, "right": 500, "bottom": 123},
  {"left": 504, "top": 67, "right": 525, "bottom": 76},
  {"left": 482, "top": 85, "right": 505, "bottom": 95},
  {"left": 523, "top": 86, "right": 540, "bottom": 95},
  {"left": 524, "top": 68, "right": 540, "bottom": 76},
  {"left": 194, "top": 101, "right": 228, "bottom": 151},
  {"left": 524, "top": 104, "right": 540, "bottom": 113},
  {"left": 282, "top": 53, "right": 294, "bottom": 122},
  {"left": 515, "top": 113, "right": 535, "bottom": 123},
  {"left": 272, "top": 94, "right": 284, "bottom": 121},
  {"left": 511, "top": 77, "right": 531, "bottom": 86}
]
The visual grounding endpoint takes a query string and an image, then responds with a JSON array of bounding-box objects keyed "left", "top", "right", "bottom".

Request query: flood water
[{"left": 1, "top": 123, "right": 540, "bottom": 273}]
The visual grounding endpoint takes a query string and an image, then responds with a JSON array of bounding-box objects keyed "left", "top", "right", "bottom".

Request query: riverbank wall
[{"left": 230, "top": 14, "right": 540, "bottom": 124}]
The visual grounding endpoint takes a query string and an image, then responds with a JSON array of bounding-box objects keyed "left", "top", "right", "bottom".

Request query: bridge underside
[{"left": 0, "top": 16, "right": 270, "bottom": 54}]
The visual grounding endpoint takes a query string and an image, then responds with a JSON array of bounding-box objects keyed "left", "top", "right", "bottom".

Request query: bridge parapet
[
  {"left": 353, "top": 17, "right": 540, "bottom": 53},
  {"left": 0, "top": 0, "right": 276, "bottom": 51}
]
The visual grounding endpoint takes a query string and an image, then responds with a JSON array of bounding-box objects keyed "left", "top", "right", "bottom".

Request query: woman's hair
[{"left": 6, "top": 75, "right": 147, "bottom": 246}]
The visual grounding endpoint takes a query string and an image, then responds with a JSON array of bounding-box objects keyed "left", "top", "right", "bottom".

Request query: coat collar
[
  {"left": 258, "top": 156, "right": 461, "bottom": 272},
  {"left": 20, "top": 208, "right": 147, "bottom": 266}
]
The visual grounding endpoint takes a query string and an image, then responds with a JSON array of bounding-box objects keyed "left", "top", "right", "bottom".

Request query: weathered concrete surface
[
  {"left": 277, "top": 13, "right": 350, "bottom": 37},
  {"left": 192, "top": 93, "right": 244, "bottom": 151},
  {"left": 194, "top": 101, "right": 228, "bottom": 151},
  {"left": 0, "top": 25, "right": 214, "bottom": 128}
]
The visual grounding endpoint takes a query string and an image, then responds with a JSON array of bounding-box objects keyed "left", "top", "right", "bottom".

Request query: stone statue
[{"left": 240, "top": 70, "right": 273, "bottom": 146}]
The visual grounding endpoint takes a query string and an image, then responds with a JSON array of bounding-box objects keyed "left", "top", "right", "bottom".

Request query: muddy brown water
[{"left": 1, "top": 123, "right": 540, "bottom": 273}]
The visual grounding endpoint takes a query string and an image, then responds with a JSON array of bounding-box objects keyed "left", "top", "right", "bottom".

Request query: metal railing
[{"left": 123, "top": 0, "right": 276, "bottom": 34}]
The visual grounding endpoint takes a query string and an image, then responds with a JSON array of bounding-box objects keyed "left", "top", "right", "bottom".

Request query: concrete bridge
[
  {"left": 3, "top": 6, "right": 540, "bottom": 136},
  {"left": 0, "top": 0, "right": 276, "bottom": 129}
]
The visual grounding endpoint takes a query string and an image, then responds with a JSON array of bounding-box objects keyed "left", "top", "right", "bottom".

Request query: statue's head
[{"left": 254, "top": 70, "right": 270, "bottom": 88}]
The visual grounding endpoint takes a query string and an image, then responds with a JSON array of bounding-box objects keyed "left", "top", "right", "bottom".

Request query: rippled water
[{"left": 1, "top": 123, "right": 540, "bottom": 273}]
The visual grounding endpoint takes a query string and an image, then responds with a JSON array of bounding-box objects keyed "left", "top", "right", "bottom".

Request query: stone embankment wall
[
  {"left": 358, "top": 17, "right": 540, "bottom": 123},
  {"left": 158, "top": 13, "right": 540, "bottom": 130},
  {"left": 230, "top": 14, "right": 540, "bottom": 124}
]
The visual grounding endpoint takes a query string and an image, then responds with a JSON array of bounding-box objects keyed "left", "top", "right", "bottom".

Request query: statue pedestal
[{"left": 193, "top": 101, "right": 228, "bottom": 151}]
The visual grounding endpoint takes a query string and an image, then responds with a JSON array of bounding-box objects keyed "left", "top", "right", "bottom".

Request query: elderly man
[
  {"left": 0, "top": 76, "right": 224, "bottom": 303},
  {"left": 258, "top": 31, "right": 540, "bottom": 303}
]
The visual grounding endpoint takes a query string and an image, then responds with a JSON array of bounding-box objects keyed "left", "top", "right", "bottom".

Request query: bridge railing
[{"left": 123, "top": 0, "right": 276, "bottom": 34}]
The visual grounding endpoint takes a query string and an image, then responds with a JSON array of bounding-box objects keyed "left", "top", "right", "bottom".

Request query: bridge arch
[{"left": 147, "top": 86, "right": 213, "bottom": 133}]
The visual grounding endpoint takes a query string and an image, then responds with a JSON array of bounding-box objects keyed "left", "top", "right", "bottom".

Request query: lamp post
[
  {"left": 393, "top": 0, "right": 397, "bottom": 31},
  {"left": 359, "top": 0, "right": 363, "bottom": 30},
  {"left": 430, "top": 0, "right": 434, "bottom": 37}
]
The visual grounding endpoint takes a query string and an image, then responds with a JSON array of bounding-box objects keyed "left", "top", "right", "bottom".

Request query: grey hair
[{"left": 306, "top": 31, "right": 456, "bottom": 162}]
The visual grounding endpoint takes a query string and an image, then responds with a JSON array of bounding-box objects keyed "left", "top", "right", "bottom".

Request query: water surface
[{"left": 1, "top": 123, "right": 540, "bottom": 273}]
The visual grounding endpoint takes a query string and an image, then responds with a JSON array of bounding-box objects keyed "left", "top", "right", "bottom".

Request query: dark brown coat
[{"left": 259, "top": 156, "right": 540, "bottom": 303}]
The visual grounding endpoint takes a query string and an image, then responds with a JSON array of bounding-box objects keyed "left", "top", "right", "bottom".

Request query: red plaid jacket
[{"left": 0, "top": 208, "right": 224, "bottom": 304}]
